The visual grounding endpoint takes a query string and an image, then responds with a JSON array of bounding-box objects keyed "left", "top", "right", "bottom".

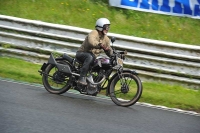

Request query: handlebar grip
[
  {"left": 119, "top": 50, "right": 127, "bottom": 55},
  {"left": 124, "top": 50, "right": 127, "bottom": 55}
]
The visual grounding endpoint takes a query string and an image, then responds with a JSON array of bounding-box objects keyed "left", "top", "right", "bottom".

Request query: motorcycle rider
[{"left": 76, "top": 18, "right": 113, "bottom": 86}]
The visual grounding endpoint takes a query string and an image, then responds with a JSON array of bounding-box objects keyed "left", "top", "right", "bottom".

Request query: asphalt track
[{"left": 0, "top": 79, "right": 199, "bottom": 133}]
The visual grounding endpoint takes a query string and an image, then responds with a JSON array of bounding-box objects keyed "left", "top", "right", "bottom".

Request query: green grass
[
  {"left": 0, "top": 56, "right": 42, "bottom": 84},
  {"left": 141, "top": 82, "right": 200, "bottom": 111},
  {"left": 0, "top": 56, "right": 199, "bottom": 113},
  {"left": 0, "top": 0, "right": 200, "bottom": 45}
]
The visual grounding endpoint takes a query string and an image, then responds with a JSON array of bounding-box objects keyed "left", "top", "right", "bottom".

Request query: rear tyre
[
  {"left": 109, "top": 72, "right": 142, "bottom": 107},
  {"left": 42, "top": 60, "right": 71, "bottom": 94}
]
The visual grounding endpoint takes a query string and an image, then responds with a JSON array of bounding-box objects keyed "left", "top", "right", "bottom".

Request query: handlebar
[
  {"left": 110, "top": 49, "right": 127, "bottom": 61},
  {"left": 118, "top": 50, "right": 127, "bottom": 55}
]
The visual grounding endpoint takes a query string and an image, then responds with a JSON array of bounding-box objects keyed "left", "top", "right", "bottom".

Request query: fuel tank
[{"left": 92, "top": 57, "right": 111, "bottom": 69}]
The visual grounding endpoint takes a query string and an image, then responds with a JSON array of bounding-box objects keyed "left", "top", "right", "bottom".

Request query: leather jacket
[{"left": 77, "top": 30, "right": 113, "bottom": 57}]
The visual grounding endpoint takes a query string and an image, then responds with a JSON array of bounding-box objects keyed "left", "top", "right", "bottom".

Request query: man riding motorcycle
[{"left": 75, "top": 18, "right": 113, "bottom": 86}]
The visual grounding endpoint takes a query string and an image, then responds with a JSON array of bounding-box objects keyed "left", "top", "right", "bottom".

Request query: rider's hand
[{"left": 98, "top": 43, "right": 109, "bottom": 51}]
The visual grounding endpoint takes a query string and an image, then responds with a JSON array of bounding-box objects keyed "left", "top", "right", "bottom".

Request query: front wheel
[{"left": 109, "top": 72, "right": 143, "bottom": 107}]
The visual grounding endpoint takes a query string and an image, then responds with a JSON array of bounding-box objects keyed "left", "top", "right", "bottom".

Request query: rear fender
[
  {"left": 47, "top": 53, "right": 57, "bottom": 65},
  {"left": 48, "top": 53, "right": 72, "bottom": 75}
]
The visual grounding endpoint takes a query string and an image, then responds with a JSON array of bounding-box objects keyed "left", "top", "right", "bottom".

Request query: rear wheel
[
  {"left": 42, "top": 60, "right": 71, "bottom": 94},
  {"left": 109, "top": 72, "right": 142, "bottom": 107}
]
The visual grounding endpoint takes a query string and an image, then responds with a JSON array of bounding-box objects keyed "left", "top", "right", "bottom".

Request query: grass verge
[
  {"left": 0, "top": 0, "right": 200, "bottom": 45},
  {"left": 0, "top": 56, "right": 199, "bottom": 113}
]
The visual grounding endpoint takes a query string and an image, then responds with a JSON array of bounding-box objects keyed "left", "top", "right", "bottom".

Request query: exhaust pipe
[{"left": 86, "top": 75, "right": 106, "bottom": 85}]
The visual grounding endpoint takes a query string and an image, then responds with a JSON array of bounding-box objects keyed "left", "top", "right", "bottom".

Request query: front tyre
[
  {"left": 109, "top": 72, "right": 142, "bottom": 107},
  {"left": 42, "top": 60, "right": 71, "bottom": 94}
]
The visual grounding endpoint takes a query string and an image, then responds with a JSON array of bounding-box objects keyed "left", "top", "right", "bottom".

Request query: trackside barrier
[{"left": 0, "top": 15, "right": 200, "bottom": 89}]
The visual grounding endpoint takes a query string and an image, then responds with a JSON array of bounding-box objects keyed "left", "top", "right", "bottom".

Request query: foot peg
[{"left": 77, "top": 77, "right": 87, "bottom": 86}]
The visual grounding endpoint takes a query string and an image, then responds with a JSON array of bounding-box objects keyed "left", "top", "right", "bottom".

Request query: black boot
[{"left": 77, "top": 76, "right": 87, "bottom": 86}]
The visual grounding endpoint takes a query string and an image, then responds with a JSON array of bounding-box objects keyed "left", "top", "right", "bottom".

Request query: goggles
[{"left": 103, "top": 25, "right": 110, "bottom": 31}]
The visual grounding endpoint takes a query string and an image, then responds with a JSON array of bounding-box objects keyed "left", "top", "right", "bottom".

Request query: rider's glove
[{"left": 98, "top": 43, "right": 109, "bottom": 51}]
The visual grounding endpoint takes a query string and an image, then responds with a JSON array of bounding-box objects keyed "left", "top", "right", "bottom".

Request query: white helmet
[{"left": 95, "top": 18, "right": 110, "bottom": 31}]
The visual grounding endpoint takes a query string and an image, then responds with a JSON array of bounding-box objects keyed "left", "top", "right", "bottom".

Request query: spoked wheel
[
  {"left": 109, "top": 72, "right": 143, "bottom": 107},
  {"left": 42, "top": 61, "right": 71, "bottom": 94}
]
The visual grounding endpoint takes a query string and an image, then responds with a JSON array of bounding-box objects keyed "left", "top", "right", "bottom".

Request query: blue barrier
[{"left": 109, "top": 0, "right": 200, "bottom": 19}]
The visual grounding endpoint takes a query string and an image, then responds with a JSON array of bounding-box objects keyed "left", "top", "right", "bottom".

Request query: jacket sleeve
[
  {"left": 104, "top": 47, "right": 113, "bottom": 57},
  {"left": 104, "top": 38, "right": 113, "bottom": 57},
  {"left": 87, "top": 30, "right": 101, "bottom": 49}
]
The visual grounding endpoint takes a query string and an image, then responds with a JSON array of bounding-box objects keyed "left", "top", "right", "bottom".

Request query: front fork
[
  {"left": 117, "top": 67, "right": 125, "bottom": 85},
  {"left": 116, "top": 67, "right": 133, "bottom": 93}
]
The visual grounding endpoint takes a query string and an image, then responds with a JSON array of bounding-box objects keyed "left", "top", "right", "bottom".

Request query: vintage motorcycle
[{"left": 38, "top": 37, "right": 143, "bottom": 107}]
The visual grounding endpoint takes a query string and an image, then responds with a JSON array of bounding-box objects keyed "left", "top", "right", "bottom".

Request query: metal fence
[{"left": 0, "top": 15, "right": 200, "bottom": 89}]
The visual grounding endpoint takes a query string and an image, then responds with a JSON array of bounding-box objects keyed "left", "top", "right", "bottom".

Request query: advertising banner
[{"left": 109, "top": 0, "right": 200, "bottom": 19}]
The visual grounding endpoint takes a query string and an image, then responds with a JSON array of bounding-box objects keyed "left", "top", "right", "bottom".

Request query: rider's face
[
  {"left": 103, "top": 25, "right": 110, "bottom": 35},
  {"left": 103, "top": 29, "right": 108, "bottom": 35}
]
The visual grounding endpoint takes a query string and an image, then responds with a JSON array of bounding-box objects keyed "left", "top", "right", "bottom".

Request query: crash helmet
[{"left": 95, "top": 18, "right": 110, "bottom": 31}]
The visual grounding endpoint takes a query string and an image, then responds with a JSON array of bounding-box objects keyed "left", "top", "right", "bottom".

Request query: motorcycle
[{"left": 38, "top": 37, "right": 143, "bottom": 107}]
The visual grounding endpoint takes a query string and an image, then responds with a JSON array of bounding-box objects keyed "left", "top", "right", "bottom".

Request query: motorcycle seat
[{"left": 63, "top": 53, "right": 74, "bottom": 63}]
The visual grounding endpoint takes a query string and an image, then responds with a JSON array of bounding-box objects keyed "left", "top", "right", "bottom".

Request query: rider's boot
[{"left": 77, "top": 76, "right": 87, "bottom": 86}]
